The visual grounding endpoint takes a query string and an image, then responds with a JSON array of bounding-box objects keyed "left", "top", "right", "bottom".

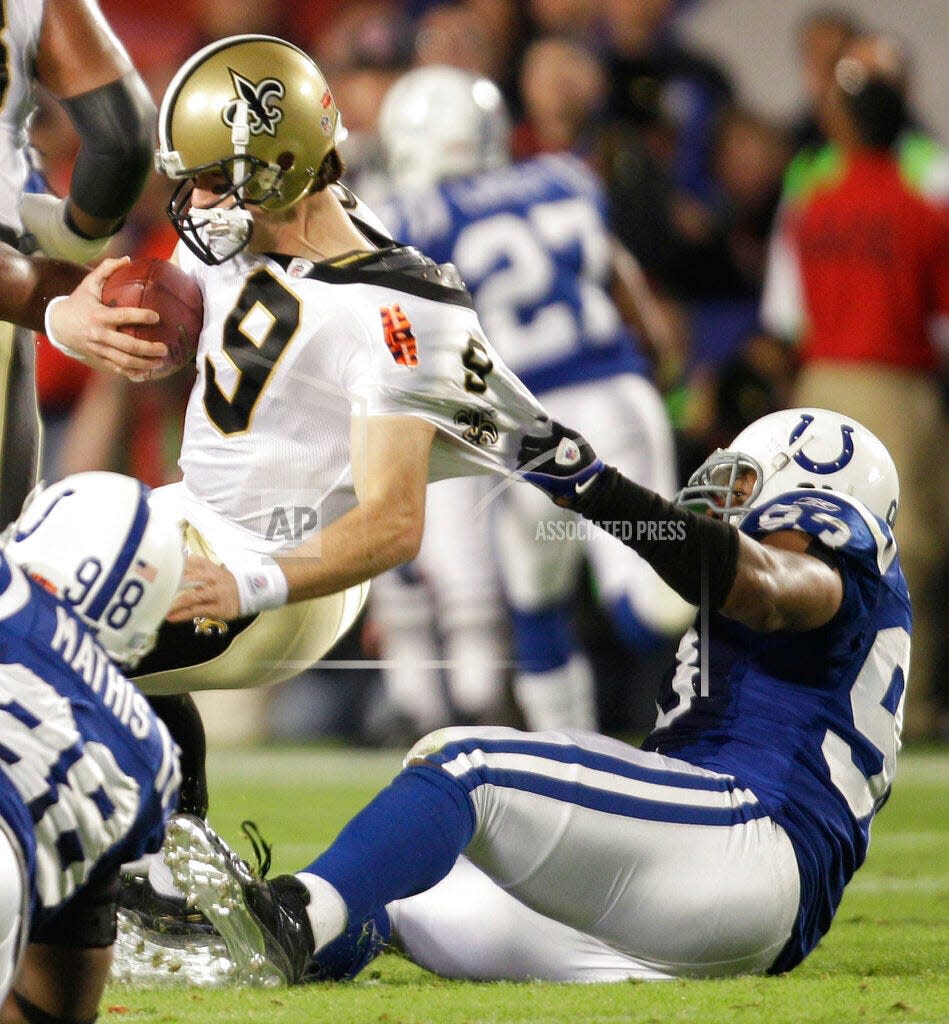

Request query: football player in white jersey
[
  {"left": 163, "top": 408, "right": 911, "bottom": 985},
  {"left": 0, "top": 0, "right": 166, "bottom": 525},
  {"left": 46, "top": 36, "right": 551, "bottom": 876},
  {"left": 0, "top": 472, "right": 184, "bottom": 1022},
  {"left": 371, "top": 67, "right": 692, "bottom": 731}
]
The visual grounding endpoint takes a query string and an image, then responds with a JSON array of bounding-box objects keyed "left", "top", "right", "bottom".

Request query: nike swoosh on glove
[{"left": 517, "top": 421, "right": 604, "bottom": 507}]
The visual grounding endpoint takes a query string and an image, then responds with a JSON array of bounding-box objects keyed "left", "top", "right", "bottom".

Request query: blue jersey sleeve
[
  {"left": 740, "top": 490, "right": 904, "bottom": 632},
  {"left": 740, "top": 490, "right": 896, "bottom": 576}
]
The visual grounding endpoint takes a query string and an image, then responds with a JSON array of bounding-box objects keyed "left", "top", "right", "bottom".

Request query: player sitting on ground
[{"left": 160, "top": 407, "right": 910, "bottom": 983}]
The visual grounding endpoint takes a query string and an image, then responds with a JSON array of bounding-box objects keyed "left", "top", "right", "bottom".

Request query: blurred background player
[
  {"left": 760, "top": 31, "right": 948, "bottom": 739},
  {"left": 0, "top": 471, "right": 184, "bottom": 1022},
  {"left": 0, "top": 0, "right": 160, "bottom": 524},
  {"left": 373, "top": 66, "right": 692, "bottom": 731},
  {"left": 166, "top": 407, "right": 910, "bottom": 985}
]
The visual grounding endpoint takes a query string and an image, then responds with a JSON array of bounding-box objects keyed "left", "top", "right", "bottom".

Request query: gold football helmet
[{"left": 155, "top": 34, "right": 347, "bottom": 263}]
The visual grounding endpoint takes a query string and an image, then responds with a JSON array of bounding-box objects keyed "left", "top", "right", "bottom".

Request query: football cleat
[
  {"left": 111, "top": 908, "right": 236, "bottom": 987},
  {"left": 119, "top": 872, "right": 215, "bottom": 936},
  {"left": 163, "top": 814, "right": 315, "bottom": 986}
]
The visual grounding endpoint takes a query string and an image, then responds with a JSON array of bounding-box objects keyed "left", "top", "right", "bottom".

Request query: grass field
[{"left": 104, "top": 744, "right": 949, "bottom": 1024}]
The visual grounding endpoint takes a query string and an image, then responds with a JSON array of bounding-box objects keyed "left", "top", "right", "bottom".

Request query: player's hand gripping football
[
  {"left": 46, "top": 257, "right": 167, "bottom": 378},
  {"left": 517, "top": 420, "right": 604, "bottom": 507}
]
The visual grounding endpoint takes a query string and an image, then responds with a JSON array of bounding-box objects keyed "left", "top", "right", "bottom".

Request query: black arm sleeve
[
  {"left": 60, "top": 71, "right": 156, "bottom": 223},
  {"left": 573, "top": 465, "right": 741, "bottom": 610}
]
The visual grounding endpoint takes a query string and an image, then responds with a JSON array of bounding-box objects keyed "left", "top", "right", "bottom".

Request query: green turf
[{"left": 104, "top": 746, "right": 949, "bottom": 1024}]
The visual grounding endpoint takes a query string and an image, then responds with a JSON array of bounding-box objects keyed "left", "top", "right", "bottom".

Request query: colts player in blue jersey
[
  {"left": 0, "top": 472, "right": 184, "bottom": 1021},
  {"left": 369, "top": 66, "right": 692, "bottom": 732},
  {"left": 163, "top": 406, "right": 909, "bottom": 983}
]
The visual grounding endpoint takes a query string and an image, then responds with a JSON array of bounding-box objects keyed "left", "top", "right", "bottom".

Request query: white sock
[
  {"left": 514, "top": 654, "right": 597, "bottom": 732},
  {"left": 148, "top": 849, "right": 187, "bottom": 899},
  {"left": 294, "top": 872, "right": 348, "bottom": 952},
  {"left": 444, "top": 624, "right": 507, "bottom": 720}
]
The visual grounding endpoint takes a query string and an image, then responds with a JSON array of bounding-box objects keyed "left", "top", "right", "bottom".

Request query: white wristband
[
  {"left": 44, "top": 295, "right": 91, "bottom": 363},
  {"left": 234, "top": 562, "right": 289, "bottom": 616}
]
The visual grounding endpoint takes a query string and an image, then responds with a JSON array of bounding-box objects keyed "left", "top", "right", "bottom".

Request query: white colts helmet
[
  {"left": 378, "top": 65, "right": 511, "bottom": 189},
  {"left": 677, "top": 408, "right": 900, "bottom": 527},
  {"left": 4, "top": 472, "right": 185, "bottom": 667}
]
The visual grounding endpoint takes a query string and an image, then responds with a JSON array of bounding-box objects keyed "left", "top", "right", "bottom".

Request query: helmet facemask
[
  {"left": 675, "top": 451, "right": 763, "bottom": 521},
  {"left": 166, "top": 155, "right": 280, "bottom": 266}
]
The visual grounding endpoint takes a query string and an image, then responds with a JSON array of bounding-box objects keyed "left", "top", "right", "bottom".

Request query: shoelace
[{"left": 239, "top": 819, "right": 273, "bottom": 879}]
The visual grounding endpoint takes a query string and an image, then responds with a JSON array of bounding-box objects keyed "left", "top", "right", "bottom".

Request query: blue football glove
[{"left": 517, "top": 421, "right": 604, "bottom": 507}]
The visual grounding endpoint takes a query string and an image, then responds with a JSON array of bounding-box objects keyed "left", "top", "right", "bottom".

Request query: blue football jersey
[
  {"left": 643, "top": 490, "right": 911, "bottom": 972},
  {"left": 374, "top": 153, "right": 649, "bottom": 395},
  {"left": 0, "top": 551, "right": 180, "bottom": 928}
]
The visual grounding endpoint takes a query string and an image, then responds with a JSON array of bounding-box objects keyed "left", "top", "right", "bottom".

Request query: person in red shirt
[{"left": 761, "top": 32, "right": 948, "bottom": 739}]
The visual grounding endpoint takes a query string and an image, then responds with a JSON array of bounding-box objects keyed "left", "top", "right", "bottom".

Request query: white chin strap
[{"left": 189, "top": 206, "right": 254, "bottom": 261}]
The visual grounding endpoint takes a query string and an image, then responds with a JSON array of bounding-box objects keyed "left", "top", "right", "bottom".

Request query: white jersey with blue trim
[
  {"left": 0, "top": 0, "right": 44, "bottom": 234},
  {"left": 0, "top": 552, "right": 179, "bottom": 926},
  {"left": 644, "top": 490, "right": 911, "bottom": 972},
  {"left": 373, "top": 153, "right": 649, "bottom": 396}
]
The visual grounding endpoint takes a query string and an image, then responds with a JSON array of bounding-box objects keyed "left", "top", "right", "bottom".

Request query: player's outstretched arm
[
  {"left": 166, "top": 415, "right": 436, "bottom": 622},
  {"left": 45, "top": 257, "right": 167, "bottom": 377},
  {"left": 518, "top": 421, "right": 842, "bottom": 633}
]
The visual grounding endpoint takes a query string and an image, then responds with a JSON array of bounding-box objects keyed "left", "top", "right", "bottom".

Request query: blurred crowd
[{"left": 30, "top": 0, "right": 948, "bottom": 742}]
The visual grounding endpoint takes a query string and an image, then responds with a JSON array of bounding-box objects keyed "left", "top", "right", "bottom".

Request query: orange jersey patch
[{"left": 380, "top": 304, "right": 418, "bottom": 366}]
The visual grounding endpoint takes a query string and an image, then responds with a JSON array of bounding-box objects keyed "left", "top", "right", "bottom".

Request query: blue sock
[
  {"left": 509, "top": 604, "right": 574, "bottom": 671},
  {"left": 607, "top": 594, "right": 668, "bottom": 654},
  {"left": 303, "top": 763, "right": 475, "bottom": 928}
]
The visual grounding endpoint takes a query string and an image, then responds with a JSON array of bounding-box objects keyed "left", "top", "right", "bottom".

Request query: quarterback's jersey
[
  {"left": 643, "top": 490, "right": 911, "bottom": 973},
  {"left": 0, "top": 551, "right": 180, "bottom": 927},
  {"left": 175, "top": 210, "right": 548, "bottom": 551},
  {"left": 373, "top": 153, "right": 649, "bottom": 396},
  {"left": 0, "top": 0, "right": 44, "bottom": 233}
]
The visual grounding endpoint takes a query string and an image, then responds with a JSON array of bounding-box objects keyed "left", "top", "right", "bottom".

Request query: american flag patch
[{"left": 134, "top": 558, "right": 157, "bottom": 583}]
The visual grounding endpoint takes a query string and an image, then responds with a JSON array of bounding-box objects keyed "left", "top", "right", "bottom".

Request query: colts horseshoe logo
[
  {"left": 789, "top": 414, "right": 855, "bottom": 475},
  {"left": 13, "top": 489, "right": 75, "bottom": 541}
]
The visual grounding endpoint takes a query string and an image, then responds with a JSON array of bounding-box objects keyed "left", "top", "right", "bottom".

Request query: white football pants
[
  {"left": 0, "top": 819, "right": 26, "bottom": 1001},
  {"left": 388, "top": 726, "right": 800, "bottom": 981}
]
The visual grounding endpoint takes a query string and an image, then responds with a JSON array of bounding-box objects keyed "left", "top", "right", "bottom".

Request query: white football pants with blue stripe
[{"left": 387, "top": 727, "right": 800, "bottom": 980}]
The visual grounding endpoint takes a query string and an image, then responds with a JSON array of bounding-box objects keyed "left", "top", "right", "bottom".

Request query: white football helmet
[
  {"left": 677, "top": 408, "right": 899, "bottom": 526},
  {"left": 4, "top": 473, "right": 185, "bottom": 667},
  {"left": 378, "top": 65, "right": 511, "bottom": 189}
]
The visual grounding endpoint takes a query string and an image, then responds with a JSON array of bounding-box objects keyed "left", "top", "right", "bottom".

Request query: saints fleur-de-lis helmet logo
[{"left": 223, "top": 69, "right": 285, "bottom": 136}]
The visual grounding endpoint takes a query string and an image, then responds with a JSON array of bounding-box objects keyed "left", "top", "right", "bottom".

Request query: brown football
[{"left": 101, "top": 258, "right": 203, "bottom": 379}]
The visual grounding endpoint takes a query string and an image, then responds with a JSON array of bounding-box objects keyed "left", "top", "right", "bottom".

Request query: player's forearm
[
  {"left": 0, "top": 245, "right": 86, "bottom": 331},
  {"left": 573, "top": 466, "right": 739, "bottom": 610},
  {"left": 276, "top": 498, "right": 423, "bottom": 603}
]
